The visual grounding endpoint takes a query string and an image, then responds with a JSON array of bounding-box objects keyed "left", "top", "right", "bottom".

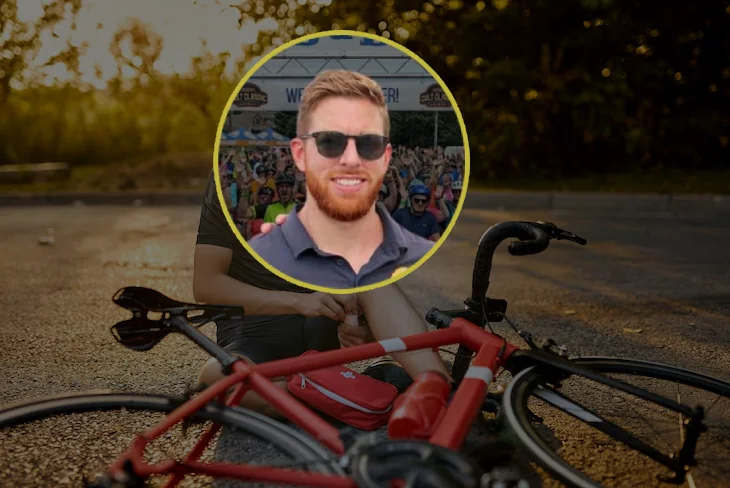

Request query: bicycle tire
[
  {"left": 502, "top": 357, "right": 730, "bottom": 488},
  {"left": 0, "top": 390, "right": 344, "bottom": 484}
]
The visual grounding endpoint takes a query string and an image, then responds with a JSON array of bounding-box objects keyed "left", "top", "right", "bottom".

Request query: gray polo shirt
[{"left": 248, "top": 203, "right": 435, "bottom": 288}]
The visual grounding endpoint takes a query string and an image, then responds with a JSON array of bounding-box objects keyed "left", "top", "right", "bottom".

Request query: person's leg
[
  {"left": 357, "top": 283, "right": 452, "bottom": 381},
  {"left": 197, "top": 350, "right": 287, "bottom": 418},
  {"left": 303, "top": 316, "right": 341, "bottom": 352},
  {"left": 198, "top": 316, "right": 308, "bottom": 418}
]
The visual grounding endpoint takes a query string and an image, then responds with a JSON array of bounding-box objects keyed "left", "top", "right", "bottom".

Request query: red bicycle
[{"left": 2, "top": 221, "right": 729, "bottom": 488}]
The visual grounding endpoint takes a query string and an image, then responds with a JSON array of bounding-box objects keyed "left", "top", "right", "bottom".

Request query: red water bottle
[{"left": 387, "top": 371, "right": 451, "bottom": 440}]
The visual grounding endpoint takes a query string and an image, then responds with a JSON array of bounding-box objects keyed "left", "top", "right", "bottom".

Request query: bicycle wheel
[
  {"left": 0, "top": 391, "right": 343, "bottom": 488},
  {"left": 502, "top": 358, "right": 730, "bottom": 488}
]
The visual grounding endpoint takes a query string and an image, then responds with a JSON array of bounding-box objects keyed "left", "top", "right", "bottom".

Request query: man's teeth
[{"left": 334, "top": 179, "right": 362, "bottom": 186}]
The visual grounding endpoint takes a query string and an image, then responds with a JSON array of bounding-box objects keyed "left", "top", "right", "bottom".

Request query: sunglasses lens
[
  {"left": 310, "top": 132, "right": 387, "bottom": 159},
  {"left": 356, "top": 135, "right": 387, "bottom": 160},
  {"left": 314, "top": 132, "right": 348, "bottom": 158}
]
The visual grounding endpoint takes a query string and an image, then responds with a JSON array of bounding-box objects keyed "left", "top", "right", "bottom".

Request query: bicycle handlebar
[{"left": 471, "top": 221, "right": 586, "bottom": 303}]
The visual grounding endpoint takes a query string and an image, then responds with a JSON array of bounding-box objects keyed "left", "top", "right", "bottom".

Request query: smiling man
[{"left": 248, "top": 70, "right": 434, "bottom": 289}]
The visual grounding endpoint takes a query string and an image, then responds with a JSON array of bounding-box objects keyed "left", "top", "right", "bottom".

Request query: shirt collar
[{"left": 280, "top": 203, "right": 409, "bottom": 260}]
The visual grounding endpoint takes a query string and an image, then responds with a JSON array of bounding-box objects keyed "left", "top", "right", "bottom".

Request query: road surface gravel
[{"left": 1, "top": 202, "right": 728, "bottom": 487}]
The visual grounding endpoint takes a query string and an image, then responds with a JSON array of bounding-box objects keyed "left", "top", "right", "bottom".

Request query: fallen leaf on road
[
  {"left": 564, "top": 310, "right": 577, "bottom": 315},
  {"left": 623, "top": 328, "right": 643, "bottom": 334}
]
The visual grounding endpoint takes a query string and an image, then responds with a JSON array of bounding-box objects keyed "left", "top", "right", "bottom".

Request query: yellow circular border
[{"left": 213, "top": 29, "right": 471, "bottom": 295}]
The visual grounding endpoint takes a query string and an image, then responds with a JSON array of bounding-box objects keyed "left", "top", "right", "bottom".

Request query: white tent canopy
[{"left": 231, "top": 35, "right": 453, "bottom": 113}]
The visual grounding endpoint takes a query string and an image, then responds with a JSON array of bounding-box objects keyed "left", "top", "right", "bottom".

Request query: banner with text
[
  {"left": 270, "top": 35, "right": 405, "bottom": 58},
  {"left": 229, "top": 79, "right": 454, "bottom": 112}
]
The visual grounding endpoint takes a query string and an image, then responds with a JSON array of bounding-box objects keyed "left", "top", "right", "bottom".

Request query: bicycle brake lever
[{"left": 531, "top": 221, "right": 587, "bottom": 245}]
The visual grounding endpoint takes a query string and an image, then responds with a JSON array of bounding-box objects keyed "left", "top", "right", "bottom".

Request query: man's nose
[{"left": 339, "top": 137, "right": 361, "bottom": 167}]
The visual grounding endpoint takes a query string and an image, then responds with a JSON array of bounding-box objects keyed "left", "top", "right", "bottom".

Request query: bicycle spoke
[
  {"left": 677, "top": 383, "right": 685, "bottom": 446},
  {"left": 506, "top": 359, "right": 730, "bottom": 488},
  {"left": 703, "top": 393, "right": 724, "bottom": 416}
]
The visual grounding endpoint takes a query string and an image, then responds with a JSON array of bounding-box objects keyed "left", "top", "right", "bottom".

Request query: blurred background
[{"left": 2, "top": 0, "right": 729, "bottom": 194}]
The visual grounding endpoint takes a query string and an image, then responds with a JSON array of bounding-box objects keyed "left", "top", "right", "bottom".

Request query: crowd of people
[{"left": 218, "top": 143, "right": 466, "bottom": 242}]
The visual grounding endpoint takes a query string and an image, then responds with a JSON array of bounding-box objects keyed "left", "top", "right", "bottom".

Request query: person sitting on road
[
  {"left": 193, "top": 171, "right": 451, "bottom": 418},
  {"left": 393, "top": 184, "right": 441, "bottom": 242}
]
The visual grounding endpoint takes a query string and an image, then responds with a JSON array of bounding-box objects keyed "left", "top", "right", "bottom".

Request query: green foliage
[
  {"left": 2, "top": 0, "right": 729, "bottom": 187},
  {"left": 232, "top": 0, "right": 730, "bottom": 180},
  {"left": 0, "top": 3, "right": 240, "bottom": 167}
]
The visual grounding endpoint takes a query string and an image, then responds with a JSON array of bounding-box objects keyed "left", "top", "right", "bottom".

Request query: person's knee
[{"left": 197, "top": 353, "right": 254, "bottom": 387}]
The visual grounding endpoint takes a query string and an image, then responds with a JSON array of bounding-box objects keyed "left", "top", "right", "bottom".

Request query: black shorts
[{"left": 215, "top": 314, "right": 340, "bottom": 364}]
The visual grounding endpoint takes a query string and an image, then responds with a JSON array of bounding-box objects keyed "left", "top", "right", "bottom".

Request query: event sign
[
  {"left": 230, "top": 80, "right": 453, "bottom": 112},
  {"left": 269, "top": 35, "right": 407, "bottom": 58}
]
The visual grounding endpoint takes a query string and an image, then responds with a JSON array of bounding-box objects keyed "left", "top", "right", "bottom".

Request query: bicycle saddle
[{"left": 112, "top": 286, "right": 189, "bottom": 313}]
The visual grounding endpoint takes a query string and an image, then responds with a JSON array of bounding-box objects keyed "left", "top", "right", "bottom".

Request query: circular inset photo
[{"left": 214, "top": 30, "right": 469, "bottom": 293}]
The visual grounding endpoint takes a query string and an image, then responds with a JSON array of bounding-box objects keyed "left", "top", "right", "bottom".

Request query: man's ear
[{"left": 290, "top": 139, "right": 306, "bottom": 172}]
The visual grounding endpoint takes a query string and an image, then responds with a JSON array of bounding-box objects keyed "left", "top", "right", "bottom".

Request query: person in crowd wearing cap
[
  {"left": 235, "top": 185, "right": 276, "bottom": 223},
  {"left": 261, "top": 173, "right": 297, "bottom": 223},
  {"left": 250, "top": 163, "right": 276, "bottom": 205},
  {"left": 247, "top": 70, "right": 434, "bottom": 289},
  {"left": 392, "top": 184, "right": 441, "bottom": 242}
]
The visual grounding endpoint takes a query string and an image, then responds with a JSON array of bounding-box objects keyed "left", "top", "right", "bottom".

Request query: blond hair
[{"left": 296, "top": 70, "right": 390, "bottom": 137}]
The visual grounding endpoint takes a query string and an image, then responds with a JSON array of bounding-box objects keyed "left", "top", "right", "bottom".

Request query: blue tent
[
  {"left": 221, "top": 128, "right": 259, "bottom": 146},
  {"left": 255, "top": 127, "right": 291, "bottom": 145}
]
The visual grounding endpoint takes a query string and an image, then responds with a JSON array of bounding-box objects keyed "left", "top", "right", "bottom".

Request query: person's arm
[
  {"left": 384, "top": 180, "right": 398, "bottom": 213},
  {"left": 435, "top": 198, "right": 449, "bottom": 224},
  {"left": 356, "top": 283, "right": 451, "bottom": 381},
  {"left": 193, "top": 173, "right": 352, "bottom": 321},
  {"left": 235, "top": 186, "right": 255, "bottom": 221},
  {"left": 194, "top": 245, "right": 301, "bottom": 315}
]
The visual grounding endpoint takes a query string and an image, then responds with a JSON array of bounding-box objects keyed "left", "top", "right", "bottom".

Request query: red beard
[{"left": 306, "top": 168, "right": 385, "bottom": 222}]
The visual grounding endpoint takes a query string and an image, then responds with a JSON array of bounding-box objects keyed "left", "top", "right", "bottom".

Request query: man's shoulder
[
  {"left": 248, "top": 227, "right": 288, "bottom": 257},
  {"left": 396, "top": 227, "right": 435, "bottom": 264}
]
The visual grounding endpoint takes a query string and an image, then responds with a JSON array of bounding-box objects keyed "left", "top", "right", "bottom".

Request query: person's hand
[
  {"left": 259, "top": 213, "right": 287, "bottom": 234},
  {"left": 434, "top": 185, "right": 444, "bottom": 199},
  {"left": 337, "top": 321, "right": 374, "bottom": 348},
  {"left": 292, "top": 292, "right": 358, "bottom": 322}
]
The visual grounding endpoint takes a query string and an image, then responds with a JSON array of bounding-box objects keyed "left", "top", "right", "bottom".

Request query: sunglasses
[
  {"left": 412, "top": 197, "right": 428, "bottom": 204},
  {"left": 300, "top": 131, "right": 389, "bottom": 160}
]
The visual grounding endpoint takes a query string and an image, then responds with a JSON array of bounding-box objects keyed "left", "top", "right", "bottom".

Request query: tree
[{"left": 228, "top": 0, "right": 730, "bottom": 179}]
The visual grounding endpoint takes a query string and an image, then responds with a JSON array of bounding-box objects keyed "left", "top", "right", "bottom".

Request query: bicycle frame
[
  {"left": 101, "top": 221, "right": 709, "bottom": 487},
  {"left": 107, "top": 315, "right": 519, "bottom": 488}
]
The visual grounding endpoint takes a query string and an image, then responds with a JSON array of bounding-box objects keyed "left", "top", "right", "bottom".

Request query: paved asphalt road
[{"left": 1, "top": 203, "right": 729, "bottom": 487}]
